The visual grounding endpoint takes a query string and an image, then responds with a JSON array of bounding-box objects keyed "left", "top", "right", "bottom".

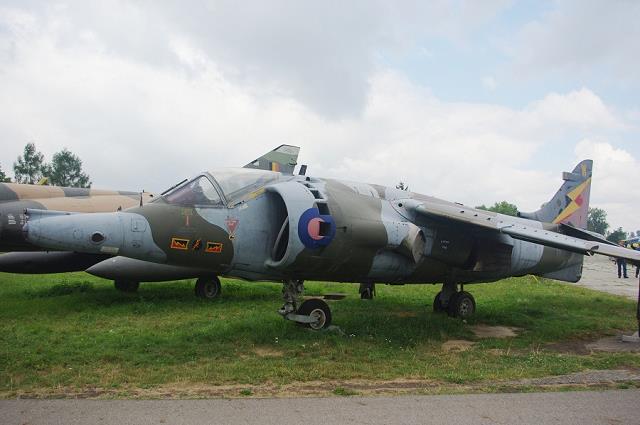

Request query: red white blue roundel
[{"left": 298, "top": 207, "right": 336, "bottom": 249}]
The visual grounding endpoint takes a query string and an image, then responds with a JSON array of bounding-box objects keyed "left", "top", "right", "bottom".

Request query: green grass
[{"left": 0, "top": 272, "right": 638, "bottom": 397}]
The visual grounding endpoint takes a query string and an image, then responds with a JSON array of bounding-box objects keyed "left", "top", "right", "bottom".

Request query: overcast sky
[{"left": 0, "top": 0, "right": 638, "bottom": 231}]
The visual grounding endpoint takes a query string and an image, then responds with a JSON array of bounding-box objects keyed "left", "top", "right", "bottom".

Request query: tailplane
[
  {"left": 519, "top": 160, "right": 592, "bottom": 229},
  {"left": 244, "top": 145, "right": 300, "bottom": 175}
]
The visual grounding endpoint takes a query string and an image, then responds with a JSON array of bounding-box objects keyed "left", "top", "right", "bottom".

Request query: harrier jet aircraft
[{"left": 22, "top": 152, "right": 640, "bottom": 329}]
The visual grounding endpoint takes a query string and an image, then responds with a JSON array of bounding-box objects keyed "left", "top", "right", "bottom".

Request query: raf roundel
[{"left": 298, "top": 207, "right": 336, "bottom": 249}]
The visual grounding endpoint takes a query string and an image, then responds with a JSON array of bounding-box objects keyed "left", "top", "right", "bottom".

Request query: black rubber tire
[
  {"left": 297, "top": 298, "right": 332, "bottom": 330},
  {"left": 447, "top": 291, "right": 476, "bottom": 319},
  {"left": 114, "top": 280, "right": 139, "bottom": 293},
  {"left": 433, "top": 291, "right": 446, "bottom": 313},
  {"left": 360, "top": 287, "right": 374, "bottom": 300},
  {"left": 195, "top": 277, "right": 222, "bottom": 300}
]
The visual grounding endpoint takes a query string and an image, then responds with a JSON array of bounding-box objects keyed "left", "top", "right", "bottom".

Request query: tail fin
[
  {"left": 519, "top": 159, "right": 592, "bottom": 229},
  {"left": 244, "top": 145, "right": 300, "bottom": 175}
]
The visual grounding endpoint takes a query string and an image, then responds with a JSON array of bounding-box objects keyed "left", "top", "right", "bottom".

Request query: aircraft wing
[{"left": 403, "top": 200, "right": 640, "bottom": 263}]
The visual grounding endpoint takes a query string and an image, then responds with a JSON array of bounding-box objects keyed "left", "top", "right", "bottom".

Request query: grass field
[{"left": 1, "top": 272, "right": 639, "bottom": 398}]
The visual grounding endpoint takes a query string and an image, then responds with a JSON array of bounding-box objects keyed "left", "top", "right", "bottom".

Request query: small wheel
[
  {"left": 195, "top": 277, "right": 222, "bottom": 300},
  {"left": 360, "top": 288, "right": 373, "bottom": 300},
  {"left": 447, "top": 291, "right": 476, "bottom": 319},
  {"left": 114, "top": 280, "right": 139, "bottom": 293},
  {"left": 297, "top": 298, "right": 332, "bottom": 330},
  {"left": 433, "top": 291, "right": 445, "bottom": 313}
]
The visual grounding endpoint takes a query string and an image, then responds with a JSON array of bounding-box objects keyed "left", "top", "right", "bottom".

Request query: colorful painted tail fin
[
  {"left": 244, "top": 145, "right": 300, "bottom": 175},
  {"left": 519, "top": 160, "right": 592, "bottom": 229}
]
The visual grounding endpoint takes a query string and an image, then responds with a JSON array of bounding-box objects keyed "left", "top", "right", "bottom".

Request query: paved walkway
[
  {"left": 2, "top": 390, "right": 639, "bottom": 425},
  {"left": 575, "top": 255, "right": 639, "bottom": 299}
]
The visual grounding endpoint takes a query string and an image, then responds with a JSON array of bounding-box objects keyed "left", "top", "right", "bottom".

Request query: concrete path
[
  {"left": 575, "top": 255, "right": 639, "bottom": 299},
  {"left": 2, "top": 390, "right": 639, "bottom": 425}
]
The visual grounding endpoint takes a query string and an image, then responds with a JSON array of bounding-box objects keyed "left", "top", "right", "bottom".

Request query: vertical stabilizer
[
  {"left": 244, "top": 145, "right": 300, "bottom": 175},
  {"left": 519, "top": 160, "right": 592, "bottom": 229}
]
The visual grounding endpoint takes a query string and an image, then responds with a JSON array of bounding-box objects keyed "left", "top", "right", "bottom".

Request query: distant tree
[
  {"left": 476, "top": 201, "right": 518, "bottom": 217},
  {"left": 0, "top": 164, "right": 10, "bottom": 182},
  {"left": 587, "top": 207, "right": 609, "bottom": 236},
  {"left": 46, "top": 148, "right": 91, "bottom": 188},
  {"left": 606, "top": 227, "right": 627, "bottom": 243},
  {"left": 396, "top": 182, "right": 409, "bottom": 191},
  {"left": 13, "top": 143, "right": 46, "bottom": 184}
]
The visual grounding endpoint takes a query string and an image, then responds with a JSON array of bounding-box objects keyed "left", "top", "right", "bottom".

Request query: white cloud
[
  {"left": 524, "top": 88, "right": 624, "bottom": 131},
  {"left": 574, "top": 140, "right": 640, "bottom": 232},
  {"left": 508, "top": 0, "right": 640, "bottom": 81},
  {"left": 0, "top": 1, "right": 513, "bottom": 118},
  {"left": 0, "top": 2, "right": 637, "bottom": 232}
]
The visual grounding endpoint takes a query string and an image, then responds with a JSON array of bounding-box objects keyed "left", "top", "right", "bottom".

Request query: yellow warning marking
[
  {"left": 205, "top": 242, "right": 223, "bottom": 253},
  {"left": 170, "top": 237, "right": 189, "bottom": 250}
]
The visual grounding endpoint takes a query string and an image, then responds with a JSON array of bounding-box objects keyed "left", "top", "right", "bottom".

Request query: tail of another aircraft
[
  {"left": 244, "top": 145, "right": 300, "bottom": 175},
  {"left": 518, "top": 159, "right": 592, "bottom": 229}
]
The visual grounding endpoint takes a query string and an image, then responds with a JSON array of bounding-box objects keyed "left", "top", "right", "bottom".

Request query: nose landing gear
[
  {"left": 195, "top": 276, "right": 222, "bottom": 300},
  {"left": 359, "top": 281, "right": 376, "bottom": 300}
]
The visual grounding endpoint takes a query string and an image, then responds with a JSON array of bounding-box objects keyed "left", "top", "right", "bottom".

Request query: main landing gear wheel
[
  {"left": 195, "top": 276, "right": 222, "bottom": 300},
  {"left": 297, "top": 298, "right": 332, "bottom": 330},
  {"left": 447, "top": 291, "right": 476, "bottom": 319},
  {"left": 433, "top": 291, "right": 446, "bottom": 313},
  {"left": 114, "top": 280, "right": 139, "bottom": 293},
  {"left": 279, "top": 280, "right": 332, "bottom": 330}
]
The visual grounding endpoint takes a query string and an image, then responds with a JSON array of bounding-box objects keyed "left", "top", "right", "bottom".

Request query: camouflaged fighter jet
[{"left": 21, "top": 154, "right": 640, "bottom": 329}]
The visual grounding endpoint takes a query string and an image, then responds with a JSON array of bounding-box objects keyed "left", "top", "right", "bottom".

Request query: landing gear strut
[
  {"left": 359, "top": 281, "right": 375, "bottom": 300},
  {"left": 114, "top": 280, "right": 139, "bottom": 293},
  {"left": 195, "top": 276, "right": 222, "bottom": 300},
  {"left": 433, "top": 282, "right": 476, "bottom": 319},
  {"left": 279, "top": 279, "right": 332, "bottom": 330}
]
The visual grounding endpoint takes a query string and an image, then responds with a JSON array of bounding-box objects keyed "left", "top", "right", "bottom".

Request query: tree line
[{"left": 0, "top": 143, "right": 91, "bottom": 188}]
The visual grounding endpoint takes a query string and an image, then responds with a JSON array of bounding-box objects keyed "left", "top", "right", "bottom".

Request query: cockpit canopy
[
  {"left": 164, "top": 176, "right": 221, "bottom": 206},
  {"left": 162, "top": 168, "right": 281, "bottom": 207}
]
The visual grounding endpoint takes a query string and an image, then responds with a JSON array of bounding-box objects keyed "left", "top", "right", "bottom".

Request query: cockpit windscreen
[
  {"left": 164, "top": 176, "right": 222, "bottom": 206},
  {"left": 209, "top": 168, "right": 280, "bottom": 202}
]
